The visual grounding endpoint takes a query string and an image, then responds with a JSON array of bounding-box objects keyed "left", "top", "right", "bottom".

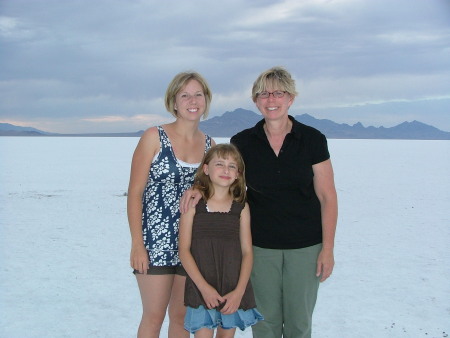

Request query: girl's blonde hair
[
  {"left": 164, "top": 71, "right": 212, "bottom": 119},
  {"left": 193, "top": 144, "right": 246, "bottom": 204},
  {"left": 251, "top": 66, "right": 298, "bottom": 102}
]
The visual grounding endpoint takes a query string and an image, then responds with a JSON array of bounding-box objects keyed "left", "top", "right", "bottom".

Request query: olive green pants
[{"left": 251, "top": 244, "right": 322, "bottom": 338}]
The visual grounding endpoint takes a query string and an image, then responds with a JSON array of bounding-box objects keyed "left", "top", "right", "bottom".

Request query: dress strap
[
  {"left": 230, "top": 201, "right": 245, "bottom": 215},
  {"left": 156, "top": 126, "right": 176, "bottom": 161},
  {"left": 205, "top": 134, "right": 212, "bottom": 152},
  {"left": 156, "top": 126, "right": 168, "bottom": 149}
]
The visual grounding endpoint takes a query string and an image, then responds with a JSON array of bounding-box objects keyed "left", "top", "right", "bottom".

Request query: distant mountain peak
[
  {"left": 222, "top": 108, "right": 256, "bottom": 115},
  {"left": 353, "top": 122, "right": 365, "bottom": 128}
]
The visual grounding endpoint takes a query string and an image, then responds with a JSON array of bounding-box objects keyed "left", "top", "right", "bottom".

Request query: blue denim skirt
[{"left": 184, "top": 305, "right": 264, "bottom": 333}]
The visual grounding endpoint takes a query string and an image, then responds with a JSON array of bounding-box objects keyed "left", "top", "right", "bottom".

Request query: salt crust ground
[{"left": 0, "top": 137, "right": 449, "bottom": 337}]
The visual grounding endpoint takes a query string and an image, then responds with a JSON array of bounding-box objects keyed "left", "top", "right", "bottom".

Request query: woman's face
[
  {"left": 174, "top": 79, "right": 206, "bottom": 121},
  {"left": 254, "top": 84, "right": 294, "bottom": 122}
]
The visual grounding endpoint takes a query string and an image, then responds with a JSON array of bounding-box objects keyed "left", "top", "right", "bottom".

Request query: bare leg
[
  {"left": 136, "top": 274, "right": 174, "bottom": 338},
  {"left": 216, "top": 327, "right": 236, "bottom": 338},
  {"left": 195, "top": 328, "right": 214, "bottom": 338},
  {"left": 168, "top": 274, "right": 189, "bottom": 338}
]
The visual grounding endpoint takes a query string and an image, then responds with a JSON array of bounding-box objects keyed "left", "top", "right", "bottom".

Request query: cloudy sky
[{"left": 1, "top": 0, "right": 449, "bottom": 133}]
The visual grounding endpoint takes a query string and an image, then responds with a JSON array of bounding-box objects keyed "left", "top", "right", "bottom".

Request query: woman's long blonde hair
[{"left": 193, "top": 144, "right": 246, "bottom": 204}]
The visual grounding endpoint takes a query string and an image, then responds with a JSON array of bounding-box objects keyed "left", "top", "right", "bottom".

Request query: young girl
[{"left": 179, "top": 144, "right": 263, "bottom": 338}]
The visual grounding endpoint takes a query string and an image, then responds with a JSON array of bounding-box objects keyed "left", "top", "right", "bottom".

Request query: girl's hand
[
  {"left": 200, "top": 284, "right": 225, "bottom": 309},
  {"left": 130, "top": 244, "right": 149, "bottom": 274},
  {"left": 220, "top": 290, "right": 243, "bottom": 314}
]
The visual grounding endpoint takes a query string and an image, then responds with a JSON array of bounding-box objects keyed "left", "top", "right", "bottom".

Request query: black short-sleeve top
[{"left": 230, "top": 115, "right": 330, "bottom": 249}]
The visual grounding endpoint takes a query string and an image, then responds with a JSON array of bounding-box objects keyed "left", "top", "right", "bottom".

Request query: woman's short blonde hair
[
  {"left": 251, "top": 66, "right": 298, "bottom": 102},
  {"left": 164, "top": 71, "right": 212, "bottom": 119}
]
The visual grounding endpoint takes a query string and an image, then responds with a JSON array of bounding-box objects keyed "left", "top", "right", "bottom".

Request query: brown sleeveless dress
[{"left": 184, "top": 199, "right": 257, "bottom": 311}]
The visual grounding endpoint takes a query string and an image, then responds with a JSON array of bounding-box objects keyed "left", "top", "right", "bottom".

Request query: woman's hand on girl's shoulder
[{"left": 180, "top": 188, "right": 202, "bottom": 214}]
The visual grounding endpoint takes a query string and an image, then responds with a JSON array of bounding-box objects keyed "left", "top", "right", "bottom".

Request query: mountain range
[{"left": 1, "top": 108, "right": 450, "bottom": 140}]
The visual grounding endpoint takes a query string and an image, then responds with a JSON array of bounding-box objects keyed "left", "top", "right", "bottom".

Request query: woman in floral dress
[{"left": 127, "top": 71, "right": 215, "bottom": 337}]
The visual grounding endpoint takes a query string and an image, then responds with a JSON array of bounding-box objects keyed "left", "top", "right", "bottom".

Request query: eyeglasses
[{"left": 257, "top": 91, "right": 287, "bottom": 99}]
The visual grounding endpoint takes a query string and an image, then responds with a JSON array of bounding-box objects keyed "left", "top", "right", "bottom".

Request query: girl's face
[
  {"left": 174, "top": 79, "right": 206, "bottom": 121},
  {"left": 203, "top": 154, "right": 239, "bottom": 188}
]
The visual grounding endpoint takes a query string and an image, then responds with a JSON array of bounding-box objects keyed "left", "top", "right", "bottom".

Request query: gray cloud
[{"left": 1, "top": 0, "right": 449, "bottom": 133}]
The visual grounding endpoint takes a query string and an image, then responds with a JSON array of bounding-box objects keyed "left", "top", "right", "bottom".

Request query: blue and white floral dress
[{"left": 142, "top": 126, "right": 212, "bottom": 267}]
